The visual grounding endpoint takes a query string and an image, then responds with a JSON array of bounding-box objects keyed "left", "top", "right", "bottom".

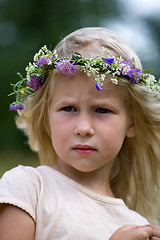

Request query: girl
[{"left": 0, "top": 27, "right": 160, "bottom": 240}]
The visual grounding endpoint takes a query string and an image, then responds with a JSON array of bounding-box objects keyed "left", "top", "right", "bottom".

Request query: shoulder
[
  {"left": 0, "top": 165, "right": 45, "bottom": 221},
  {"left": 122, "top": 205, "right": 149, "bottom": 225},
  {"left": 0, "top": 165, "right": 43, "bottom": 192},
  {"left": 0, "top": 165, "right": 67, "bottom": 195},
  {"left": 1, "top": 165, "right": 41, "bottom": 180}
]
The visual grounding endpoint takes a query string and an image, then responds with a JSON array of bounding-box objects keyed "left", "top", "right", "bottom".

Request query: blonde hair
[{"left": 17, "top": 27, "right": 160, "bottom": 223}]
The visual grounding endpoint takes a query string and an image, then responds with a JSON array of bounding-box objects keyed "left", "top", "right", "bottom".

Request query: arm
[{"left": 0, "top": 204, "right": 35, "bottom": 240}]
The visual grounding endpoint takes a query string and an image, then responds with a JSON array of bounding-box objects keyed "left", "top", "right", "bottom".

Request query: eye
[
  {"left": 61, "top": 106, "right": 76, "bottom": 112},
  {"left": 95, "top": 108, "right": 112, "bottom": 114}
]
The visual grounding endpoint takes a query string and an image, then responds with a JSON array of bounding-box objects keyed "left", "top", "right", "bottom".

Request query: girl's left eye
[
  {"left": 95, "top": 108, "right": 112, "bottom": 114},
  {"left": 61, "top": 106, "right": 76, "bottom": 112}
]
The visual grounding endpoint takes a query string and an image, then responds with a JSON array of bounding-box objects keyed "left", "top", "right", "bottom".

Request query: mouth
[{"left": 72, "top": 144, "right": 97, "bottom": 154}]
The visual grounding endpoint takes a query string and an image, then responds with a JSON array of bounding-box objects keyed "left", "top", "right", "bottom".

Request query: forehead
[{"left": 50, "top": 71, "right": 126, "bottom": 107}]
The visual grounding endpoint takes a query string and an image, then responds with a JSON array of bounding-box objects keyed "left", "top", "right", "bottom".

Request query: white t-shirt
[{"left": 0, "top": 165, "right": 149, "bottom": 240}]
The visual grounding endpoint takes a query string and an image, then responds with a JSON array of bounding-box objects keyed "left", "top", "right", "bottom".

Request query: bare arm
[{"left": 0, "top": 204, "right": 35, "bottom": 240}]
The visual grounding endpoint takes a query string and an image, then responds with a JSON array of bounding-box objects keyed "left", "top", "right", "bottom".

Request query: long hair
[{"left": 17, "top": 27, "right": 160, "bottom": 223}]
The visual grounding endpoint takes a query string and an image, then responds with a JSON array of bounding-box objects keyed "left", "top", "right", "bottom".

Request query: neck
[{"left": 52, "top": 161, "right": 115, "bottom": 197}]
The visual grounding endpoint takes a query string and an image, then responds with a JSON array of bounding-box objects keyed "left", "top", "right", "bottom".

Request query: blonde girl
[{"left": 0, "top": 27, "right": 160, "bottom": 240}]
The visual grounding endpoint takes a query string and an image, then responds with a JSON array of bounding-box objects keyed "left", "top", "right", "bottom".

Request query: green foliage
[{"left": 0, "top": 150, "right": 39, "bottom": 177}]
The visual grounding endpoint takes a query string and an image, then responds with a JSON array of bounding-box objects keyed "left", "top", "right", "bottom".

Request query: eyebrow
[{"left": 53, "top": 96, "right": 123, "bottom": 111}]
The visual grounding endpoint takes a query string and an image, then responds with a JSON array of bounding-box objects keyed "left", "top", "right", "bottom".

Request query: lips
[{"left": 72, "top": 144, "right": 97, "bottom": 154}]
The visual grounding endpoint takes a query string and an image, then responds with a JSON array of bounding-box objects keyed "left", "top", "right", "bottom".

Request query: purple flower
[
  {"left": 27, "top": 75, "right": 41, "bottom": 91},
  {"left": 130, "top": 68, "right": 142, "bottom": 83},
  {"left": 55, "top": 59, "right": 77, "bottom": 76},
  {"left": 96, "top": 82, "right": 104, "bottom": 91},
  {"left": 103, "top": 57, "right": 114, "bottom": 65},
  {"left": 136, "top": 68, "right": 142, "bottom": 77},
  {"left": 120, "top": 60, "right": 134, "bottom": 78},
  {"left": 37, "top": 57, "right": 49, "bottom": 66},
  {"left": 9, "top": 103, "right": 24, "bottom": 111},
  {"left": 119, "top": 60, "right": 142, "bottom": 83}
]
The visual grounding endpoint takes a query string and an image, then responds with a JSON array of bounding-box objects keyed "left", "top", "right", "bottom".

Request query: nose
[{"left": 74, "top": 113, "right": 94, "bottom": 137}]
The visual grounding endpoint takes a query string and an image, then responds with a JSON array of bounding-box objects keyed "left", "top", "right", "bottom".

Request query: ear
[{"left": 126, "top": 118, "right": 136, "bottom": 138}]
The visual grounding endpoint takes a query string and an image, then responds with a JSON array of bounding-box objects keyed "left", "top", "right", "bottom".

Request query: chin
[{"left": 73, "top": 164, "right": 100, "bottom": 173}]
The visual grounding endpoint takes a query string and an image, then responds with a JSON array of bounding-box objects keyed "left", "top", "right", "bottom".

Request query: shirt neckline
[{"left": 38, "top": 165, "right": 125, "bottom": 206}]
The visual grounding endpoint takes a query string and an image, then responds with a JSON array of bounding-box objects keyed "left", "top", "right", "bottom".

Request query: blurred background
[{"left": 0, "top": 0, "right": 160, "bottom": 177}]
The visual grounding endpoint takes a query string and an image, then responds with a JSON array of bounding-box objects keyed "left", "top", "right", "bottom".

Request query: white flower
[{"left": 111, "top": 77, "right": 118, "bottom": 85}]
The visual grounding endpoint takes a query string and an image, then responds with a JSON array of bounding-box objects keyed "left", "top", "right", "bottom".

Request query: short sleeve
[{"left": 0, "top": 165, "right": 41, "bottom": 221}]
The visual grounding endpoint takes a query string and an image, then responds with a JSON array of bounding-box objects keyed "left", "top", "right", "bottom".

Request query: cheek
[
  {"left": 99, "top": 120, "right": 127, "bottom": 151},
  {"left": 49, "top": 116, "right": 72, "bottom": 148},
  {"left": 101, "top": 133, "right": 124, "bottom": 161},
  {"left": 50, "top": 127, "right": 64, "bottom": 154}
]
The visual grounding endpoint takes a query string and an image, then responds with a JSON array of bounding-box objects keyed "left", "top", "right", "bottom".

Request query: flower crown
[{"left": 9, "top": 45, "right": 160, "bottom": 111}]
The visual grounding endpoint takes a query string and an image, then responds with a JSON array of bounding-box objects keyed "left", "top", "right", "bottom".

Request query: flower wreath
[{"left": 9, "top": 45, "right": 160, "bottom": 111}]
